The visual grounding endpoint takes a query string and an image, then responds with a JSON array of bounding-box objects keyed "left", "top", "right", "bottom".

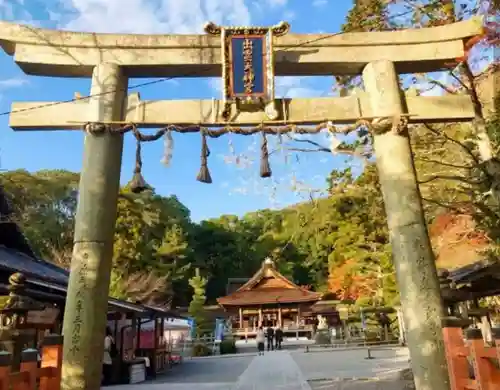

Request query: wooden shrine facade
[
  {"left": 0, "top": 16, "right": 487, "bottom": 390},
  {"left": 217, "top": 259, "right": 327, "bottom": 338},
  {"left": 0, "top": 185, "right": 186, "bottom": 384}
]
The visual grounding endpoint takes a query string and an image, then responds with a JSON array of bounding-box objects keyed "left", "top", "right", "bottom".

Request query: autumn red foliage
[
  {"left": 327, "top": 259, "right": 377, "bottom": 301},
  {"left": 430, "top": 212, "right": 491, "bottom": 269}
]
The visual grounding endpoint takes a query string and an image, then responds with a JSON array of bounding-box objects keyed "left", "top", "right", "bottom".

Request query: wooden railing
[
  {"left": 0, "top": 334, "right": 63, "bottom": 390},
  {"left": 442, "top": 319, "right": 500, "bottom": 390}
]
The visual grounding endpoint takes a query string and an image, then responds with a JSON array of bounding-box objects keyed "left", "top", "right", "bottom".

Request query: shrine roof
[
  {"left": 0, "top": 246, "right": 69, "bottom": 285},
  {"left": 217, "top": 258, "right": 321, "bottom": 306},
  {"left": 439, "top": 259, "right": 500, "bottom": 301},
  {"left": 218, "top": 287, "right": 321, "bottom": 306}
]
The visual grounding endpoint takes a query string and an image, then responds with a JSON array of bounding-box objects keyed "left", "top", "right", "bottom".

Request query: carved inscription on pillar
[{"left": 69, "top": 260, "right": 88, "bottom": 356}]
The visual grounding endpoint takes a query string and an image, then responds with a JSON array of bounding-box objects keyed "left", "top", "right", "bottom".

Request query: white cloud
[
  {"left": 283, "top": 9, "right": 295, "bottom": 22},
  {"left": 207, "top": 76, "right": 324, "bottom": 99},
  {"left": 267, "top": 0, "right": 287, "bottom": 7},
  {"left": 0, "top": 0, "right": 36, "bottom": 24},
  {"left": 312, "top": 0, "right": 327, "bottom": 7},
  {"left": 208, "top": 78, "right": 222, "bottom": 95},
  {"left": 57, "top": 0, "right": 251, "bottom": 34},
  {"left": 0, "top": 78, "right": 29, "bottom": 88},
  {"left": 275, "top": 77, "right": 322, "bottom": 98}
]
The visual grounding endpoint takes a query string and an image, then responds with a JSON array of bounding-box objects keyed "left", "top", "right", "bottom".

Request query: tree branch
[
  {"left": 427, "top": 78, "right": 459, "bottom": 94},
  {"left": 423, "top": 123, "right": 480, "bottom": 165},
  {"left": 415, "top": 157, "right": 473, "bottom": 170},
  {"left": 286, "top": 147, "right": 331, "bottom": 153},
  {"left": 418, "top": 174, "right": 485, "bottom": 185},
  {"left": 421, "top": 197, "right": 468, "bottom": 213}
]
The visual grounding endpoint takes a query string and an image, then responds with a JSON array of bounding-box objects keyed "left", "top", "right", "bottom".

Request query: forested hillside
[
  {"left": 0, "top": 0, "right": 498, "bottom": 311},
  {"left": 1, "top": 104, "right": 498, "bottom": 309}
]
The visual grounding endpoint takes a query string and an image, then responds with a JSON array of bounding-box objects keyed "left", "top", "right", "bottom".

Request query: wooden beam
[
  {"left": 9, "top": 92, "right": 475, "bottom": 131},
  {"left": 0, "top": 17, "right": 483, "bottom": 77}
]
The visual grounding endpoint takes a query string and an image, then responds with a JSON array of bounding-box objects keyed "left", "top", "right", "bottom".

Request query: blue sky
[
  {"left": 0, "top": 0, "right": 491, "bottom": 222},
  {"left": 0, "top": 0, "right": 360, "bottom": 222}
]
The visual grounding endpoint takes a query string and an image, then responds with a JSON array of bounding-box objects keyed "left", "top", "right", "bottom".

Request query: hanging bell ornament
[
  {"left": 196, "top": 131, "right": 213, "bottom": 184},
  {"left": 128, "top": 138, "right": 151, "bottom": 193},
  {"left": 260, "top": 132, "right": 272, "bottom": 178},
  {"left": 129, "top": 171, "right": 149, "bottom": 194}
]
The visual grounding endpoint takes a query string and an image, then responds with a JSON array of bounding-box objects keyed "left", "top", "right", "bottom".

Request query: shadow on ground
[
  {"left": 309, "top": 378, "right": 415, "bottom": 390},
  {"left": 108, "top": 348, "right": 414, "bottom": 390},
  {"left": 146, "top": 355, "right": 254, "bottom": 384}
]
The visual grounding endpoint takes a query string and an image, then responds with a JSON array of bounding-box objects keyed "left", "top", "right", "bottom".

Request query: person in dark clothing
[
  {"left": 102, "top": 327, "right": 116, "bottom": 386},
  {"left": 266, "top": 326, "right": 275, "bottom": 351},
  {"left": 275, "top": 326, "right": 283, "bottom": 350}
]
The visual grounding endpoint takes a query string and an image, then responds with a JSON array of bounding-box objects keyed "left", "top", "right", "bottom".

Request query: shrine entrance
[{"left": 0, "top": 16, "right": 484, "bottom": 390}]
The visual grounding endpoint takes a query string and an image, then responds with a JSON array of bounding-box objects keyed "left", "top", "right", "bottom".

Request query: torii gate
[{"left": 0, "top": 17, "right": 484, "bottom": 390}]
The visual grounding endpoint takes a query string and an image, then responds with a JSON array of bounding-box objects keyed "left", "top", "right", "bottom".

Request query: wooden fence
[
  {"left": 0, "top": 334, "right": 62, "bottom": 390},
  {"left": 442, "top": 319, "right": 500, "bottom": 390}
]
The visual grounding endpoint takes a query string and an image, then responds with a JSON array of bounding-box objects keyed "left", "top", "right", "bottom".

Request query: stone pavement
[
  {"left": 106, "top": 347, "right": 413, "bottom": 390},
  {"left": 235, "top": 350, "right": 311, "bottom": 390}
]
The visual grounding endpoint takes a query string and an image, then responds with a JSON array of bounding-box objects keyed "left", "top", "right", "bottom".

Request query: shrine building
[{"left": 217, "top": 258, "right": 335, "bottom": 339}]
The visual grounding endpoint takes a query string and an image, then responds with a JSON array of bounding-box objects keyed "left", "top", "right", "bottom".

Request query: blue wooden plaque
[
  {"left": 204, "top": 21, "right": 290, "bottom": 120},
  {"left": 229, "top": 35, "right": 266, "bottom": 98}
]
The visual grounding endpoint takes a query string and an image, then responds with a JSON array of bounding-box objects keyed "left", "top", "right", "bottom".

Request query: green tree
[
  {"left": 188, "top": 268, "right": 210, "bottom": 337},
  {"left": 0, "top": 169, "right": 79, "bottom": 266}
]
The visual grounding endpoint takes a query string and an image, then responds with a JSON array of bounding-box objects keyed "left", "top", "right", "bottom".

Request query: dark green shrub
[
  {"left": 192, "top": 343, "right": 211, "bottom": 357},
  {"left": 314, "top": 330, "right": 331, "bottom": 345},
  {"left": 219, "top": 339, "right": 237, "bottom": 355}
]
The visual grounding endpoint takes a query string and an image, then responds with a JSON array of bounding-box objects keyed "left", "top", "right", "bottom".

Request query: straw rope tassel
[
  {"left": 260, "top": 132, "right": 272, "bottom": 178},
  {"left": 196, "top": 131, "right": 213, "bottom": 184},
  {"left": 128, "top": 138, "right": 150, "bottom": 193}
]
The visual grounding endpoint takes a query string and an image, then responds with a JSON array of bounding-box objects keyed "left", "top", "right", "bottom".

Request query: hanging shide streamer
[
  {"left": 226, "top": 135, "right": 240, "bottom": 166},
  {"left": 128, "top": 138, "right": 150, "bottom": 193},
  {"left": 160, "top": 130, "right": 173, "bottom": 166},
  {"left": 80, "top": 116, "right": 399, "bottom": 187},
  {"left": 196, "top": 131, "right": 212, "bottom": 184},
  {"left": 328, "top": 131, "right": 342, "bottom": 154},
  {"left": 260, "top": 132, "right": 272, "bottom": 178}
]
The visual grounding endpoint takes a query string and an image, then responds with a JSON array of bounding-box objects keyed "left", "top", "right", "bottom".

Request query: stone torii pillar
[
  {"left": 363, "top": 60, "right": 449, "bottom": 390},
  {"left": 61, "top": 63, "right": 127, "bottom": 390},
  {"left": 0, "top": 16, "right": 484, "bottom": 390}
]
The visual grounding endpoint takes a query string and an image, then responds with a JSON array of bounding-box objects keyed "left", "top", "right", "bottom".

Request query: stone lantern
[{"left": 0, "top": 273, "right": 45, "bottom": 371}]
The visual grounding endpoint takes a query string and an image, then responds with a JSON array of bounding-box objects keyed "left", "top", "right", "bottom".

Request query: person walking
[
  {"left": 275, "top": 326, "right": 283, "bottom": 350},
  {"left": 102, "top": 327, "right": 116, "bottom": 386},
  {"left": 256, "top": 327, "right": 265, "bottom": 356},
  {"left": 266, "top": 325, "right": 275, "bottom": 351}
]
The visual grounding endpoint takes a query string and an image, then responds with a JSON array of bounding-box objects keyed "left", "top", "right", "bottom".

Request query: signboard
[
  {"left": 214, "top": 318, "right": 225, "bottom": 341},
  {"left": 187, "top": 317, "right": 196, "bottom": 339},
  {"left": 227, "top": 33, "right": 268, "bottom": 100},
  {"left": 204, "top": 21, "right": 290, "bottom": 121},
  {"left": 26, "top": 307, "right": 59, "bottom": 328}
]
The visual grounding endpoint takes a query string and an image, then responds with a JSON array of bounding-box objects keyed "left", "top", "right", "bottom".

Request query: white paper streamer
[{"left": 160, "top": 130, "right": 173, "bottom": 166}]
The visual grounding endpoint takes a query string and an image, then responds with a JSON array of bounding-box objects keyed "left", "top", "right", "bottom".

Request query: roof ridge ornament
[{"left": 204, "top": 21, "right": 291, "bottom": 121}]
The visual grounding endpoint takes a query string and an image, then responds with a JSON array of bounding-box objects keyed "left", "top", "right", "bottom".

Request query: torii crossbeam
[{"left": 0, "top": 17, "right": 485, "bottom": 390}]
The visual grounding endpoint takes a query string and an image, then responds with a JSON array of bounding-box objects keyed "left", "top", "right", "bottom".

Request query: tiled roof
[
  {"left": 0, "top": 245, "right": 69, "bottom": 284},
  {"left": 218, "top": 259, "right": 322, "bottom": 306},
  {"left": 217, "top": 287, "right": 321, "bottom": 306}
]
